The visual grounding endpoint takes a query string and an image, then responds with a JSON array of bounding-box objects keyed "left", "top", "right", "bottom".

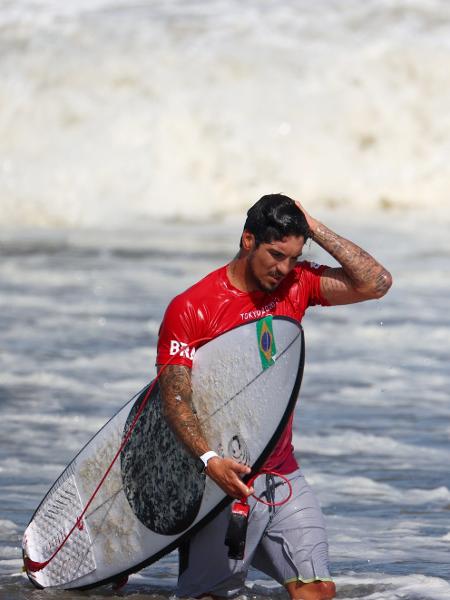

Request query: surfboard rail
[{"left": 23, "top": 316, "right": 305, "bottom": 590}]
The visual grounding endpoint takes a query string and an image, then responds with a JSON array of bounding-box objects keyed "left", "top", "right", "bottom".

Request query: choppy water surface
[
  {"left": 2, "top": 0, "right": 450, "bottom": 597},
  {"left": 1, "top": 211, "right": 449, "bottom": 599}
]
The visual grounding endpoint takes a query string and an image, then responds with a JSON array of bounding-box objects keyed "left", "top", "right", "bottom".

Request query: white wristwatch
[{"left": 199, "top": 450, "right": 219, "bottom": 472}]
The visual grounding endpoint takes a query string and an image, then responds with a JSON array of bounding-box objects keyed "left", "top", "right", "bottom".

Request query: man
[{"left": 156, "top": 194, "right": 392, "bottom": 600}]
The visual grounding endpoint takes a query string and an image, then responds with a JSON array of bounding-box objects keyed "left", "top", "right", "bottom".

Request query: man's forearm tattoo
[
  {"left": 313, "top": 223, "right": 391, "bottom": 296},
  {"left": 158, "top": 364, "right": 208, "bottom": 457}
]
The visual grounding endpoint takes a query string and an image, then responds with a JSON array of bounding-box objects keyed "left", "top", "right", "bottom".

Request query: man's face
[{"left": 244, "top": 233, "right": 305, "bottom": 292}]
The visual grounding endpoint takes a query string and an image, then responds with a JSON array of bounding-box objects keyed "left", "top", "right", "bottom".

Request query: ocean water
[
  {"left": 1, "top": 210, "right": 449, "bottom": 600},
  {"left": 1, "top": 0, "right": 450, "bottom": 598}
]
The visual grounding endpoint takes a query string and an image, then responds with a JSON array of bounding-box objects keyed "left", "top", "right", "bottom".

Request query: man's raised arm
[{"left": 296, "top": 201, "right": 393, "bottom": 306}]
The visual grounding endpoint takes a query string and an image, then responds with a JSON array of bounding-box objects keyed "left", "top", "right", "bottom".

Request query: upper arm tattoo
[
  {"left": 320, "top": 267, "right": 368, "bottom": 305},
  {"left": 158, "top": 364, "right": 209, "bottom": 457},
  {"left": 313, "top": 223, "right": 392, "bottom": 304}
]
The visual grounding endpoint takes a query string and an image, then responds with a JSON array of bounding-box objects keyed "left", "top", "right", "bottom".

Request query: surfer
[{"left": 157, "top": 194, "right": 392, "bottom": 600}]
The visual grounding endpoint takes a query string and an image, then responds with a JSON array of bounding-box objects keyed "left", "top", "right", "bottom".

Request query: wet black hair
[{"left": 241, "top": 194, "right": 310, "bottom": 248}]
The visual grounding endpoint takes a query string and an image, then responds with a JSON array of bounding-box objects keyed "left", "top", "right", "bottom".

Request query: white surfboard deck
[{"left": 23, "top": 316, "right": 304, "bottom": 590}]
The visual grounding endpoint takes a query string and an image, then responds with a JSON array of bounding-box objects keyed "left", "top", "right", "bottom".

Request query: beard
[
  {"left": 247, "top": 256, "right": 282, "bottom": 293},
  {"left": 255, "top": 277, "right": 279, "bottom": 293}
]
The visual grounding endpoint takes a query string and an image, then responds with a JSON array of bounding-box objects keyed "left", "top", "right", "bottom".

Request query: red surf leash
[{"left": 225, "top": 470, "right": 293, "bottom": 560}]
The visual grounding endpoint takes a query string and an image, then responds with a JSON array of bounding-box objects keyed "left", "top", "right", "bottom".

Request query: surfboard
[{"left": 22, "top": 316, "right": 305, "bottom": 590}]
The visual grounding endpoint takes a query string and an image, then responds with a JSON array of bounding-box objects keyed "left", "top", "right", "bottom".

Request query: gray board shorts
[{"left": 177, "top": 469, "right": 333, "bottom": 598}]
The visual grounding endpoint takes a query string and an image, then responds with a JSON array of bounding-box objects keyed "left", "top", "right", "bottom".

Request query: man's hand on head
[{"left": 294, "top": 200, "right": 319, "bottom": 235}]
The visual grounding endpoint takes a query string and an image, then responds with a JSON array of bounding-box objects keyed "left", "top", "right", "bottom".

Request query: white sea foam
[
  {"left": 0, "top": 547, "right": 21, "bottom": 559},
  {"left": 309, "top": 471, "right": 450, "bottom": 508},
  {"left": 335, "top": 574, "right": 450, "bottom": 600},
  {"left": 0, "top": 558, "right": 25, "bottom": 573},
  {"left": 248, "top": 573, "right": 450, "bottom": 600},
  {"left": 294, "top": 431, "right": 448, "bottom": 462},
  {"left": 1, "top": 411, "right": 106, "bottom": 434},
  {"left": 0, "top": 456, "right": 66, "bottom": 479},
  {"left": 326, "top": 514, "right": 450, "bottom": 579},
  {"left": 1, "top": 0, "right": 450, "bottom": 227},
  {"left": 0, "top": 520, "right": 18, "bottom": 534}
]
